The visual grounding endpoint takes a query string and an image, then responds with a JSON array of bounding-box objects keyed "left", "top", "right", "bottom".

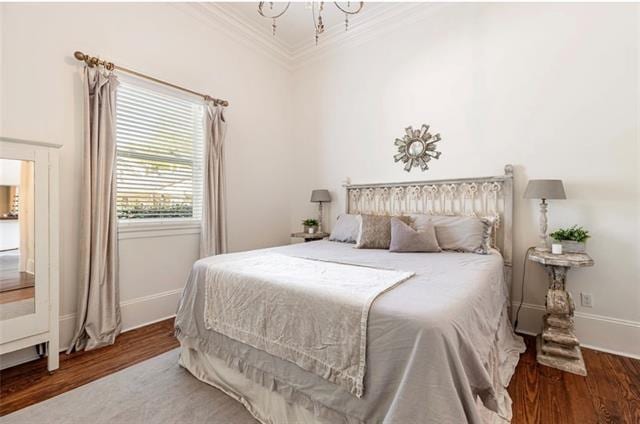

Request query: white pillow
[
  {"left": 329, "top": 214, "right": 360, "bottom": 243},
  {"left": 410, "top": 214, "right": 494, "bottom": 254}
]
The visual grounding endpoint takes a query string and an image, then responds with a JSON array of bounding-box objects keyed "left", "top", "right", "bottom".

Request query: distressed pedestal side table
[{"left": 528, "top": 248, "right": 594, "bottom": 376}]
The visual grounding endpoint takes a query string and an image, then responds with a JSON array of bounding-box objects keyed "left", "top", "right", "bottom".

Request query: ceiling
[
  {"left": 216, "top": 2, "right": 389, "bottom": 51},
  {"left": 192, "top": 2, "right": 431, "bottom": 68}
]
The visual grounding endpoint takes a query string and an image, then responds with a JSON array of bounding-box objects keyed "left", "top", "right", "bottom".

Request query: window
[{"left": 115, "top": 78, "right": 204, "bottom": 222}]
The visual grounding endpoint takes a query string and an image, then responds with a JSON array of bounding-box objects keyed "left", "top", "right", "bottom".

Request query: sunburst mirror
[{"left": 393, "top": 124, "right": 442, "bottom": 172}]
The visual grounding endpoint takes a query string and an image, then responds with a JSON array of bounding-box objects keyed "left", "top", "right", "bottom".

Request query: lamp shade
[
  {"left": 310, "top": 189, "right": 331, "bottom": 202},
  {"left": 523, "top": 179, "right": 566, "bottom": 200}
]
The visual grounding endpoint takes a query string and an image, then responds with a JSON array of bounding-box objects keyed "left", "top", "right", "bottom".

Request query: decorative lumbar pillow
[
  {"left": 411, "top": 214, "right": 494, "bottom": 254},
  {"left": 329, "top": 214, "right": 360, "bottom": 243},
  {"left": 389, "top": 217, "right": 441, "bottom": 253},
  {"left": 355, "top": 215, "right": 411, "bottom": 249}
]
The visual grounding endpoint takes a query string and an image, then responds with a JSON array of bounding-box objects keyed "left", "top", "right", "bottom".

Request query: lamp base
[{"left": 538, "top": 200, "right": 548, "bottom": 249}]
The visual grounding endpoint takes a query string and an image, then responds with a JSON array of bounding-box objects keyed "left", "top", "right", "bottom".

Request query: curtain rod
[{"left": 73, "top": 51, "right": 229, "bottom": 107}]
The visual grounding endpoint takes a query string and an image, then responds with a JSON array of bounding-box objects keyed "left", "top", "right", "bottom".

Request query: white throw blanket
[{"left": 203, "top": 253, "right": 414, "bottom": 397}]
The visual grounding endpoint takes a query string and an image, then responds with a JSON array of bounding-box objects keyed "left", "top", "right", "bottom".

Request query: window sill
[{"left": 118, "top": 219, "right": 201, "bottom": 240}]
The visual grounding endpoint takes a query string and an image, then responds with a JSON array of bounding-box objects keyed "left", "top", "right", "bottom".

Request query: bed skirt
[
  {"left": 179, "top": 344, "right": 332, "bottom": 424},
  {"left": 178, "top": 307, "right": 523, "bottom": 424}
]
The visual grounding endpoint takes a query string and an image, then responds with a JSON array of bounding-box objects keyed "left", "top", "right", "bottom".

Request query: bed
[{"left": 175, "top": 165, "right": 525, "bottom": 423}]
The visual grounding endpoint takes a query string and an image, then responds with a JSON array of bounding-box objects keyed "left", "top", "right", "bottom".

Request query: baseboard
[
  {"left": 0, "top": 288, "right": 183, "bottom": 370},
  {"left": 60, "top": 287, "right": 183, "bottom": 349},
  {"left": 513, "top": 302, "right": 640, "bottom": 359}
]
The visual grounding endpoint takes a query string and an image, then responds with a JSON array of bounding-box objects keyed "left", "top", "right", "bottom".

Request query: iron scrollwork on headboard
[{"left": 344, "top": 165, "right": 514, "bottom": 296}]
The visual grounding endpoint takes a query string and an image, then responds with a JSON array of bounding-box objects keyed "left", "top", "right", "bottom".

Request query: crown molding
[
  {"left": 290, "top": 3, "right": 445, "bottom": 69},
  {"left": 290, "top": 3, "right": 425, "bottom": 61},
  {"left": 171, "top": 2, "right": 294, "bottom": 70},
  {"left": 174, "top": 2, "right": 442, "bottom": 71}
]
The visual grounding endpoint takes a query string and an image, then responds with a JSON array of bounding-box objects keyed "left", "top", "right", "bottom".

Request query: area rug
[{"left": 3, "top": 349, "right": 257, "bottom": 424}]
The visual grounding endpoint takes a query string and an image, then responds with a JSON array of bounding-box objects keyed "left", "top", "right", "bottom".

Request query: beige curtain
[
  {"left": 200, "top": 103, "right": 227, "bottom": 258},
  {"left": 68, "top": 67, "right": 121, "bottom": 352}
]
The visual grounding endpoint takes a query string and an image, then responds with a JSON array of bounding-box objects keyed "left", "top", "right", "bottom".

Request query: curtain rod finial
[{"left": 74, "top": 51, "right": 86, "bottom": 61}]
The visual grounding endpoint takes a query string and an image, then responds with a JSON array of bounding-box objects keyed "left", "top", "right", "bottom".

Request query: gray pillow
[
  {"left": 411, "top": 214, "right": 494, "bottom": 254},
  {"left": 329, "top": 214, "right": 360, "bottom": 243},
  {"left": 389, "top": 217, "right": 441, "bottom": 253}
]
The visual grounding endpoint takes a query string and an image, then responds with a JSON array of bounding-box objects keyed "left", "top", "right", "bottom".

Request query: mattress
[{"left": 175, "top": 240, "right": 525, "bottom": 423}]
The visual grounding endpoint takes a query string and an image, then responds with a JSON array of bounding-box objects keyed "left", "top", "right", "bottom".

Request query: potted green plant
[
  {"left": 549, "top": 225, "right": 590, "bottom": 253},
  {"left": 302, "top": 218, "right": 319, "bottom": 234}
]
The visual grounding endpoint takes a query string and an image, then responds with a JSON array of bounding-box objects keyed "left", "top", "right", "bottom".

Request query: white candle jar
[{"left": 551, "top": 243, "right": 563, "bottom": 254}]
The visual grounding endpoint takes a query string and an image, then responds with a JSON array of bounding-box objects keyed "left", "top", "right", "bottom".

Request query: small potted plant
[
  {"left": 549, "top": 225, "right": 590, "bottom": 253},
  {"left": 302, "top": 218, "right": 319, "bottom": 234}
]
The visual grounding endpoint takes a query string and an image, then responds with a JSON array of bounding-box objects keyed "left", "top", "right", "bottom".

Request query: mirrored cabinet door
[
  {"left": 0, "top": 159, "right": 36, "bottom": 320},
  {"left": 0, "top": 138, "right": 60, "bottom": 371}
]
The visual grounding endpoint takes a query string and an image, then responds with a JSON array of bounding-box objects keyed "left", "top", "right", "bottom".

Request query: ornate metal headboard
[{"left": 344, "top": 164, "right": 514, "bottom": 295}]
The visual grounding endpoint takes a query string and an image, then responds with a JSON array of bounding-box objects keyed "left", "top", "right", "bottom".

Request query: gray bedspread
[
  {"left": 203, "top": 253, "right": 414, "bottom": 397},
  {"left": 176, "top": 241, "right": 525, "bottom": 424}
]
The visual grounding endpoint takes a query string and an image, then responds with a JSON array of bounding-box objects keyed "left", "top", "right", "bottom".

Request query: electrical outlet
[{"left": 581, "top": 293, "right": 593, "bottom": 308}]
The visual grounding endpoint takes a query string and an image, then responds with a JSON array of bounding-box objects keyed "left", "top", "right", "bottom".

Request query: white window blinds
[{"left": 115, "top": 79, "right": 205, "bottom": 221}]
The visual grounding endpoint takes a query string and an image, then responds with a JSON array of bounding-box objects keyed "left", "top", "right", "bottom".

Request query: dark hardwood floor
[
  {"left": 1, "top": 319, "right": 638, "bottom": 423},
  {"left": 508, "top": 336, "right": 640, "bottom": 424},
  {"left": 0, "top": 318, "right": 179, "bottom": 416}
]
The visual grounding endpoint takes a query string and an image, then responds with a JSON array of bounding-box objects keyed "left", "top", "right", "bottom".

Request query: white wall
[
  {"left": 0, "top": 221, "right": 19, "bottom": 251},
  {"left": 290, "top": 3, "right": 640, "bottom": 357},
  {"left": 0, "top": 158, "right": 20, "bottom": 185},
  {"left": 0, "top": 3, "right": 293, "bottom": 357}
]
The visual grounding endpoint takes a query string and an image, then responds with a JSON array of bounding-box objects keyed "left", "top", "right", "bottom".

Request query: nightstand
[
  {"left": 291, "top": 232, "right": 330, "bottom": 242},
  {"left": 528, "top": 248, "right": 594, "bottom": 376}
]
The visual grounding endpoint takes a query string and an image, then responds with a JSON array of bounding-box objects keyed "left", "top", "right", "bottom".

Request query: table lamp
[
  {"left": 524, "top": 179, "right": 566, "bottom": 248},
  {"left": 310, "top": 189, "right": 331, "bottom": 233}
]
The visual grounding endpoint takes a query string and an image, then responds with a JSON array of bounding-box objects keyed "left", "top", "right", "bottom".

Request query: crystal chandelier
[{"left": 258, "top": 2, "right": 364, "bottom": 45}]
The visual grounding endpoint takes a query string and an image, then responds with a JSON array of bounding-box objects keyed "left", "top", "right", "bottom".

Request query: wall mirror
[
  {"left": 393, "top": 124, "right": 443, "bottom": 172},
  {"left": 0, "top": 159, "right": 35, "bottom": 321}
]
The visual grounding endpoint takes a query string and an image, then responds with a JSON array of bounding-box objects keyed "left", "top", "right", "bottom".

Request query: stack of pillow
[{"left": 328, "top": 213, "right": 494, "bottom": 254}]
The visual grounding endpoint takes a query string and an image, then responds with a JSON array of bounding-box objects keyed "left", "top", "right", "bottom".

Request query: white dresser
[{"left": 0, "top": 137, "right": 61, "bottom": 371}]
